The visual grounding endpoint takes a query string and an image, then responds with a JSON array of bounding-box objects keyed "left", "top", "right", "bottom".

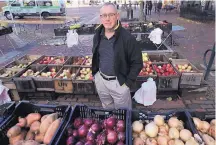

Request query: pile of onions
[
  {"left": 132, "top": 115, "right": 198, "bottom": 145},
  {"left": 66, "top": 116, "right": 126, "bottom": 145}
]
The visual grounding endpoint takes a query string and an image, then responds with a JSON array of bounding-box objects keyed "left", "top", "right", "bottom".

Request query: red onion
[
  {"left": 118, "top": 132, "right": 125, "bottom": 142},
  {"left": 84, "top": 141, "right": 95, "bottom": 145},
  {"left": 116, "top": 120, "right": 125, "bottom": 132},
  {"left": 90, "top": 123, "right": 101, "bottom": 134},
  {"left": 74, "top": 118, "right": 83, "bottom": 129},
  {"left": 106, "top": 116, "right": 116, "bottom": 129},
  {"left": 66, "top": 136, "right": 75, "bottom": 145},
  {"left": 106, "top": 128, "right": 113, "bottom": 135},
  {"left": 84, "top": 118, "right": 94, "bottom": 127},
  {"left": 73, "top": 130, "right": 79, "bottom": 138},
  {"left": 75, "top": 141, "right": 84, "bottom": 145},
  {"left": 78, "top": 125, "right": 88, "bottom": 138},
  {"left": 107, "top": 130, "right": 118, "bottom": 144},
  {"left": 67, "top": 128, "right": 73, "bottom": 136},
  {"left": 96, "top": 132, "right": 106, "bottom": 145},
  {"left": 116, "top": 141, "right": 125, "bottom": 145},
  {"left": 86, "top": 131, "right": 95, "bottom": 141}
]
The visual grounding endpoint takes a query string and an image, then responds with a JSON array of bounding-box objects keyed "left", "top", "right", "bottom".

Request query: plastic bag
[
  {"left": 133, "top": 78, "right": 157, "bottom": 106},
  {"left": 66, "top": 29, "right": 79, "bottom": 47},
  {"left": 0, "top": 80, "right": 11, "bottom": 105},
  {"left": 148, "top": 28, "right": 163, "bottom": 44}
]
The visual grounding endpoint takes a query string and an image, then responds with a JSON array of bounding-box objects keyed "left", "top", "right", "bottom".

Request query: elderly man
[{"left": 92, "top": 2, "right": 142, "bottom": 110}]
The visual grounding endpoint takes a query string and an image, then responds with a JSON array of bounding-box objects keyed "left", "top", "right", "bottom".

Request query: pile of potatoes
[{"left": 7, "top": 112, "right": 62, "bottom": 145}]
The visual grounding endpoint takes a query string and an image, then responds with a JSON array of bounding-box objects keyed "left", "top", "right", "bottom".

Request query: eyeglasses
[{"left": 100, "top": 13, "right": 116, "bottom": 19}]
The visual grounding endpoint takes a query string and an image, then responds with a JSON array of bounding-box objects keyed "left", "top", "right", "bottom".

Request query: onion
[
  {"left": 139, "top": 131, "right": 147, "bottom": 141},
  {"left": 132, "top": 121, "right": 144, "bottom": 133},
  {"left": 154, "top": 115, "right": 165, "bottom": 126},
  {"left": 74, "top": 118, "right": 83, "bottom": 129},
  {"left": 157, "top": 136, "right": 168, "bottom": 145},
  {"left": 146, "top": 138, "right": 157, "bottom": 145},
  {"left": 96, "top": 132, "right": 106, "bottom": 145},
  {"left": 177, "top": 120, "right": 184, "bottom": 131},
  {"left": 200, "top": 121, "right": 210, "bottom": 133},
  {"left": 193, "top": 117, "right": 202, "bottom": 130},
  {"left": 133, "top": 137, "right": 145, "bottom": 145},
  {"left": 75, "top": 141, "right": 84, "bottom": 145},
  {"left": 106, "top": 116, "right": 116, "bottom": 129},
  {"left": 67, "top": 128, "right": 73, "bottom": 136},
  {"left": 133, "top": 132, "right": 139, "bottom": 138},
  {"left": 107, "top": 130, "right": 118, "bottom": 144},
  {"left": 118, "top": 132, "right": 125, "bottom": 142},
  {"left": 169, "top": 128, "right": 179, "bottom": 139},
  {"left": 145, "top": 122, "right": 159, "bottom": 138},
  {"left": 185, "top": 137, "right": 199, "bottom": 145},
  {"left": 168, "top": 140, "right": 174, "bottom": 145},
  {"left": 208, "top": 125, "right": 216, "bottom": 139},
  {"left": 116, "top": 141, "right": 125, "bottom": 145},
  {"left": 86, "top": 131, "right": 95, "bottom": 141},
  {"left": 66, "top": 136, "right": 75, "bottom": 145},
  {"left": 168, "top": 117, "right": 179, "bottom": 128},
  {"left": 174, "top": 139, "right": 184, "bottom": 145},
  {"left": 210, "top": 119, "right": 216, "bottom": 126},
  {"left": 73, "top": 130, "right": 79, "bottom": 138},
  {"left": 116, "top": 120, "right": 125, "bottom": 132},
  {"left": 84, "top": 141, "right": 94, "bottom": 145},
  {"left": 84, "top": 118, "right": 94, "bottom": 127},
  {"left": 90, "top": 123, "right": 101, "bottom": 134},
  {"left": 78, "top": 125, "right": 88, "bottom": 138},
  {"left": 158, "top": 125, "right": 169, "bottom": 136},
  {"left": 180, "top": 129, "right": 192, "bottom": 142}
]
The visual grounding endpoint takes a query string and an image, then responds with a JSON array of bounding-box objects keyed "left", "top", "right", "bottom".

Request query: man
[{"left": 92, "top": 2, "right": 142, "bottom": 110}]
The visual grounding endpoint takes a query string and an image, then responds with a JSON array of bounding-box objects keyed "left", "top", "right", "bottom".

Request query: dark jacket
[{"left": 92, "top": 22, "right": 143, "bottom": 89}]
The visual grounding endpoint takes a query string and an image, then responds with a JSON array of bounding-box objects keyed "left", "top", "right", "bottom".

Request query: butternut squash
[{"left": 16, "top": 117, "right": 27, "bottom": 127}]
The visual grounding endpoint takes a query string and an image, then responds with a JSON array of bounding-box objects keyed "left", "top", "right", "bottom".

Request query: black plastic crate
[
  {"left": 0, "top": 101, "right": 72, "bottom": 145},
  {"left": 13, "top": 65, "right": 46, "bottom": 92},
  {"left": 129, "top": 110, "right": 197, "bottom": 145},
  {"left": 18, "top": 91, "right": 56, "bottom": 100},
  {"left": 64, "top": 56, "right": 85, "bottom": 66},
  {"left": 54, "top": 104, "right": 129, "bottom": 145},
  {"left": 73, "top": 67, "right": 95, "bottom": 94},
  {"left": 0, "top": 102, "right": 16, "bottom": 126},
  {"left": 33, "top": 65, "right": 63, "bottom": 91}
]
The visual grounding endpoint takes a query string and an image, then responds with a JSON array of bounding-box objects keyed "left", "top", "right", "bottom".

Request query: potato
[
  {"left": 43, "top": 118, "right": 62, "bottom": 144},
  {"left": 16, "top": 117, "right": 27, "bottom": 127},
  {"left": 35, "top": 133, "right": 45, "bottom": 143},
  {"left": 25, "top": 130, "right": 35, "bottom": 140},
  {"left": 23, "top": 140, "right": 40, "bottom": 145},
  {"left": 41, "top": 114, "right": 49, "bottom": 122},
  {"left": 30, "top": 121, "right": 41, "bottom": 134},
  {"left": 39, "top": 113, "right": 58, "bottom": 134},
  {"left": 9, "top": 130, "right": 27, "bottom": 145},
  {"left": 26, "top": 113, "right": 41, "bottom": 127},
  {"left": 7, "top": 125, "right": 21, "bottom": 138}
]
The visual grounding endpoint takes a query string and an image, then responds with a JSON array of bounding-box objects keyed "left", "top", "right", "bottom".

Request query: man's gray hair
[{"left": 101, "top": 2, "right": 117, "bottom": 12}]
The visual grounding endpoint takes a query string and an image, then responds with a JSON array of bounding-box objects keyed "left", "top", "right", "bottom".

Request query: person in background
[
  {"left": 92, "top": 2, "right": 142, "bottom": 110},
  {"left": 154, "top": 1, "right": 157, "bottom": 13},
  {"left": 147, "top": 1, "right": 153, "bottom": 15},
  {"left": 157, "top": 0, "right": 163, "bottom": 14},
  {"left": 145, "top": 1, "right": 148, "bottom": 15}
]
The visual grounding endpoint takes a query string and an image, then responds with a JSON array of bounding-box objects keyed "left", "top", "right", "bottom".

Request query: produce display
[
  {"left": 139, "top": 53, "right": 155, "bottom": 76},
  {"left": 50, "top": 57, "right": 65, "bottom": 64},
  {"left": 175, "top": 64, "right": 194, "bottom": 73},
  {"left": 192, "top": 118, "right": 216, "bottom": 145},
  {"left": 132, "top": 115, "right": 199, "bottom": 145},
  {"left": 37, "top": 56, "right": 55, "bottom": 64},
  {"left": 83, "top": 56, "right": 92, "bottom": 66},
  {"left": 10, "top": 63, "right": 30, "bottom": 69},
  {"left": 21, "top": 69, "right": 40, "bottom": 77},
  {"left": 76, "top": 68, "right": 93, "bottom": 80},
  {"left": 142, "top": 53, "right": 149, "bottom": 62},
  {"left": 7, "top": 113, "right": 62, "bottom": 145},
  {"left": 56, "top": 69, "right": 76, "bottom": 79},
  {"left": 0, "top": 70, "right": 18, "bottom": 77},
  {"left": 153, "top": 64, "right": 177, "bottom": 76},
  {"left": 72, "top": 57, "right": 85, "bottom": 65},
  {"left": 37, "top": 67, "right": 57, "bottom": 78},
  {"left": 66, "top": 116, "right": 126, "bottom": 145}
]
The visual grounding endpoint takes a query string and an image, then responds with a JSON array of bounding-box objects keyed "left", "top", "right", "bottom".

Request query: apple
[
  {"left": 72, "top": 57, "right": 85, "bottom": 65},
  {"left": 76, "top": 67, "right": 93, "bottom": 80},
  {"left": 139, "top": 59, "right": 155, "bottom": 76},
  {"left": 175, "top": 64, "right": 194, "bottom": 73},
  {"left": 154, "top": 64, "right": 177, "bottom": 76}
]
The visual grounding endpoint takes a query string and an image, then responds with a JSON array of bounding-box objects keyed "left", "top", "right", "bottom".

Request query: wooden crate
[
  {"left": 171, "top": 59, "right": 203, "bottom": 86},
  {"left": 54, "top": 66, "right": 79, "bottom": 93},
  {"left": 165, "top": 52, "right": 185, "bottom": 61},
  {"left": 13, "top": 65, "right": 46, "bottom": 92},
  {"left": 33, "top": 65, "right": 62, "bottom": 91},
  {"left": 64, "top": 56, "right": 85, "bottom": 66},
  {"left": 149, "top": 54, "right": 169, "bottom": 64},
  {"left": 17, "top": 54, "right": 42, "bottom": 64}
]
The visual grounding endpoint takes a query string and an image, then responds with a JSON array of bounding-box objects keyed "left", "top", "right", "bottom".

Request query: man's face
[{"left": 100, "top": 5, "right": 119, "bottom": 30}]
